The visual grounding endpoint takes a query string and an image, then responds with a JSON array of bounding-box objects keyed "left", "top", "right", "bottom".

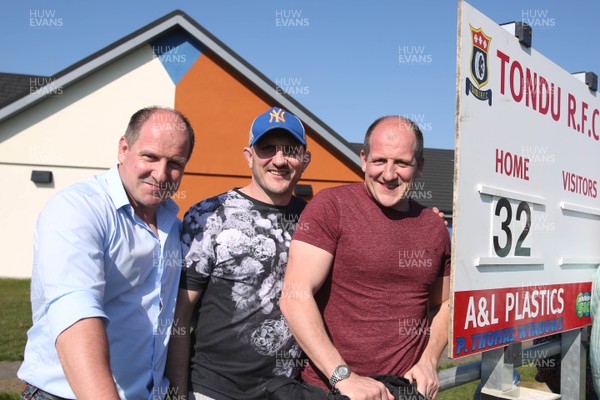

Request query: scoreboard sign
[{"left": 450, "top": 1, "right": 600, "bottom": 358}]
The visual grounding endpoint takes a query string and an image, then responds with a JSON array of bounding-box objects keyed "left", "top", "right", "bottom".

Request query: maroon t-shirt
[{"left": 292, "top": 182, "right": 451, "bottom": 388}]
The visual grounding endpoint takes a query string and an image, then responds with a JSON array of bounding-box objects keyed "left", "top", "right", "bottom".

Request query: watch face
[{"left": 337, "top": 365, "right": 350, "bottom": 377}]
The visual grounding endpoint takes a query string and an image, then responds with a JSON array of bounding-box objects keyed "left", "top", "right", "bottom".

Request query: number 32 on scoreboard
[{"left": 491, "top": 197, "right": 533, "bottom": 257}]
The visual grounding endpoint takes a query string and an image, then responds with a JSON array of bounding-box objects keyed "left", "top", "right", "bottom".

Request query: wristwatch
[{"left": 329, "top": 364, "right": 351, "bottom": 388}]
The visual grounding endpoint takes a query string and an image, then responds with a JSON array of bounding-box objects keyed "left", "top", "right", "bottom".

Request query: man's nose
[{"left": 382, "top": 161, "right": 396, "bottom": 180}]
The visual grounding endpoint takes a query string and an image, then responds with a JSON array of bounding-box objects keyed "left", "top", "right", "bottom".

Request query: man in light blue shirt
[{"left": 18, "top": 106, "right": 195, "bottom": 400}]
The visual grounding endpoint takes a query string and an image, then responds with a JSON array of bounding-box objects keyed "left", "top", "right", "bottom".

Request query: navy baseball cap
[{"left": 249, "top": 107, "right": 306, "bottom": 146}]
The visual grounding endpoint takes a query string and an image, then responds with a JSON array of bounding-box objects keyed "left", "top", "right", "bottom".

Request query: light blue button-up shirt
[{"left": 18, "top": 165, "right": 182, "bottom": 400}]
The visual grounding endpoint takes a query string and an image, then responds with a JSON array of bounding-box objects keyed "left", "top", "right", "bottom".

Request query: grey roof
[
  {"left": 349, "top": 143, "right": 455, "bottom": 214},
  {"left": 0, "top": 73, "right": 47, "bottom": 109},
  {"left": 417, "top": 148, "right": 455, "bottom": 214},
  {"left": 0, "top": 10, "right": 362, "bottom": 175}
]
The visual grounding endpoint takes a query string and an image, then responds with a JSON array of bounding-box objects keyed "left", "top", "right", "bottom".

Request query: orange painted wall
[{"left": 174, "top": 50, "right": 363, "bottom": 216}]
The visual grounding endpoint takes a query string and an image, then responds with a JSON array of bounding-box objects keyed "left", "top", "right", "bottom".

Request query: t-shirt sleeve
[
  {"left": 291, "top": 189, "right": 341, "bottom": 255},
  {"left": 179, "top": 204, "right": 219, "bottom": 291}
]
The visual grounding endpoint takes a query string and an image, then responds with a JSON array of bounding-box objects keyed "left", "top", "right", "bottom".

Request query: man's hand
[
  {"left": 335, "top": 374, "right": 394, "bottom": 400},
  {"left": 404, "top": 359, "right": 440, "bottom": 399},
  {"left": 431, "top": 207, "right": 448, "bottom": 227}
]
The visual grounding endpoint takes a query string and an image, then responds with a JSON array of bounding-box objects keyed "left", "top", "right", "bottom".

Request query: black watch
[{"left": 329, "top": 364, "right": 351, "bottom": 388}]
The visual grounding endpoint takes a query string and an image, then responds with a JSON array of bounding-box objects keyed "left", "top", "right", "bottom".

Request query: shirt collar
[{"left": 105, "top": 165, "right": 130, "bottom": 211}]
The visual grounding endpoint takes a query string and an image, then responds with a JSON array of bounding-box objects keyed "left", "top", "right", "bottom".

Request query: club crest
[{"left": 466, "top": 25, "right": 493, "bottom": 106}]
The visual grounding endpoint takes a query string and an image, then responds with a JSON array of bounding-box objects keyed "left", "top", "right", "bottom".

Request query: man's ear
[
  {"left": 301, "top": 150, "right": 312, "bottom": 172},
  {"left": 360, "top": 150, "right": 367, "bottom": 173},
  {"left": 243, "top": 147, "right": 253, "bottom": 168},
  {"left": 118, "top": 137, "right": 128, "bottom": 164}
]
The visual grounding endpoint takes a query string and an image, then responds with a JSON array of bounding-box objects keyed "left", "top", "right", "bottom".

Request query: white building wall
[
  {"left": 0, "top": 46, "right": 175, "bottom": 278},
  {"left": 1, "top": 165, "right": 106, "bottom": 278}
]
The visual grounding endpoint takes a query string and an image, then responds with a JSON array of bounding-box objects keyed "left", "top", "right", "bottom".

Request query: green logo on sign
[{"left": 575, "top": 292, "right": 591, "bottom": 318}]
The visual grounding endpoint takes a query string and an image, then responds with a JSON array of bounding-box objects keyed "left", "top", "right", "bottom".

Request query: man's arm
[
  {"left": 55, "top": 317, "right": 120, "bottom": 400},
  {"left": 280, "top": 240, "right": 393, "bottom": 400},
  {"left": 165, "top": 288, "right": 202, "bottom": 400},
  {"left": 403, "top": 275, "right": 450, "bottom": 399}
]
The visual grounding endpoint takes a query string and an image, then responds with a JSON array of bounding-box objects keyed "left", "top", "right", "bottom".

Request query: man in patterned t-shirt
[{"left": 166, "top": 107, "right": 311, "bottom": 400}]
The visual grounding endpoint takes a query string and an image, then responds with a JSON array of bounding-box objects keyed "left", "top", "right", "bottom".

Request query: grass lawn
[
  {"left": 0, "top": 278, "right": 549, "bottom": 399},
  {"left": 436, "top": 363, "right": 547, "bottom": 399},
  {"left": 0, "top": 279, "right": 31, "bottom": 399},
  {"left": 0, "top": 279, "right": 31, "bottom": 361},
  {"left": 438, "top": 379, "right": 481, "bottom": 399}
]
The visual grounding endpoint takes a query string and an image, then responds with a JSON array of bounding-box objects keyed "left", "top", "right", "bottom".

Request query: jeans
[{"left": 22, "top": 384, "right": 69, "bottom": 400}]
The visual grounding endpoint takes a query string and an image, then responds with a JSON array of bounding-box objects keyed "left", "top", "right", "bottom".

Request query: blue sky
[{"left": 2, "top": 0, "right": 598, "bottom": 150}]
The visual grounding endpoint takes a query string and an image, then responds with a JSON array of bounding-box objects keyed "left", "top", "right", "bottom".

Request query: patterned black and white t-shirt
[{"left": 180, "top": 189, "right": 306, "bottom": 400}]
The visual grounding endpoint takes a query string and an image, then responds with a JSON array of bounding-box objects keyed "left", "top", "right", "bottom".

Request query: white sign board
[{"left": 450, "top": 1, "right": 600, "bottom": 358}]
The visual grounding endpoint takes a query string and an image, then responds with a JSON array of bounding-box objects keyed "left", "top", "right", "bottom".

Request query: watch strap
[{"left": 329, "top": 365, "right": 351, "bottom": 388}]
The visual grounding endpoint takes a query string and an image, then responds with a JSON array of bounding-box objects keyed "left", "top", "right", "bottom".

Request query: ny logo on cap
[{"left": 269, "top": 108, "right": 286, "bottom": 123}]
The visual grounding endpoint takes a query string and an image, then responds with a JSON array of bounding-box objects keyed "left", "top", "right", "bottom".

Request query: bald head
[{"left": 362, "top": 116, "right": 423, "bottom": 161}]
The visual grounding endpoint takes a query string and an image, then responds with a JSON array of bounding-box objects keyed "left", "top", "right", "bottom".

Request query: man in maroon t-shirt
[{"left": 281, "top": 116, "right": 451, "bottom": 400}]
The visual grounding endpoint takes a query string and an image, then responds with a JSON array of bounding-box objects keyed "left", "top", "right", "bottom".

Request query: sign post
[{"left": 451, "top": 1, "right": 599, "bottom": 397}]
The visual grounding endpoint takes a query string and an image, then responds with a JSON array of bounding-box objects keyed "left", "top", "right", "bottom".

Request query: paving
[{"left": 0, "top": 361, "right": 23, "bottom": 393}]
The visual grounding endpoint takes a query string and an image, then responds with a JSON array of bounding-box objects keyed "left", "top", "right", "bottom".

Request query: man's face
[
  {"left": 361, "top": 118, "right": 423, "bottom": 211},
  {"left": 244, "top": 130, "right": 309, "bottom": 203},
  {"left": 118, "top": 110, "right": 190, "bottom": 217}
]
